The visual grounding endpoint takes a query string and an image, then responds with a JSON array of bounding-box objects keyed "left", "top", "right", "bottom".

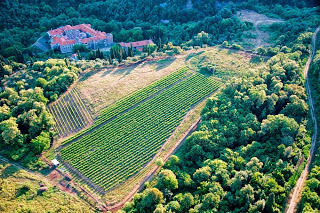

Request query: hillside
[{"left": 0, "top": 0, "right": 320, "bottom": 212}]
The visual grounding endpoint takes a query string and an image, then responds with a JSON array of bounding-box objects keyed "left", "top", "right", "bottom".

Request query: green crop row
[
  {"left": 61, "top": 66, "right": 192, "bottom": 145},
  {"left": 49, "top": 89, "right": 92, "bottom": 137},
  {"left": 60, "top": 73, "right": 221, "bottom": 191}
]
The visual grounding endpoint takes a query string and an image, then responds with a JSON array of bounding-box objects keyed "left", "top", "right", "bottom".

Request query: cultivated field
[
  {"left": 61, "top": 67, "right": 192, "bottom": 145},
  {"left": 48, "top": 88, "right": 93, "bottom": 137},
  {"left": 50, "top": 46, "right": 266, "bottom": 204},
  {"left": 60, "top": 69, "right": 221, "bottom": 191}
]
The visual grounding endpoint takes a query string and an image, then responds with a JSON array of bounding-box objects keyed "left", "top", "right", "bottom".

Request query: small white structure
[{"left": 51, "top": 159, "right": 60, "bottom": 167}]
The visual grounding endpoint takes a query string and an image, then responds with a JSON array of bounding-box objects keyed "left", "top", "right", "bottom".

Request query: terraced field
[
  {"left": 60, "top": 69, "right": 221, "bottom": 191},
  {"left": 48, "top": 89, "right": 93, "bottom": 137}
]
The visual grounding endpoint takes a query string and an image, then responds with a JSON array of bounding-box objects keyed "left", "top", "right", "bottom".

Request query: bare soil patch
[{"left": 237, "top": 10, "right": 284, "bottom": 49}]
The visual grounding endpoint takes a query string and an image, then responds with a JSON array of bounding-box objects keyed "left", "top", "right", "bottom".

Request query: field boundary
[{"left": 57, "top": 72, "right": 194, "bottom": 151}]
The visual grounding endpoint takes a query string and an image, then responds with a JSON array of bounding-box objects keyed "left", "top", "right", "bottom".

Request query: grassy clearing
[
  {"left": 236, "top": 9, "right": 284, "bottom": 49},
  {"left": 54, "top": 46, "right": 264, "bottom": 204},
  {"left": 0, "top": 160, "right": 94, "bottom": 213},
  {"left": 186, "top": 47, "right": 266, "bottom": 81}
]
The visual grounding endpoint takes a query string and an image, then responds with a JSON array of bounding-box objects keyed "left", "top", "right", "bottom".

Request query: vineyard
[
  {"left": 60, "top": 70, "right": 221, "bottom": 191},
  {"left": 61, "top": 67, "right": 192, "bottom": 145},
  {"left": 48, "top": 89, "right": 93, "bottom": 137}
]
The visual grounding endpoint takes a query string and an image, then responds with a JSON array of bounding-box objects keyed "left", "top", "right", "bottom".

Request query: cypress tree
[
  {"left": 77, "top": 50, "right": 82, "bottom": 60},
  {"left": 108, "top": 55, "right": 112, "bottom": 64},
  {"left": 263, "top": 193, "right": 275, "bottom": 213},
  {"left": 14, "top": 46, "right": 24, "bottom": 63},
  {"left": 64, "top": 58, "right": 69, "bottom": 67},
  {"left": 130, "top": 44, "right": 134, "bottom": 57}
]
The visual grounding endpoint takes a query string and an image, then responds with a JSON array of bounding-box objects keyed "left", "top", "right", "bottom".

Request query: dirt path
[
  {"left": 237, "top": 10, "right": 284, "bottom": 48},
  {"left": 286, "top": 26, "right": 320, "bottom": 213}
]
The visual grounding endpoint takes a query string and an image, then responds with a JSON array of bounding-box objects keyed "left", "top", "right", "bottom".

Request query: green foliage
[
  {"left": 88, "top": 48, "right": 104, "bottom": 60},
  {"left": 35, "top": 78, "right": 47, "bottom": 88},
  {"left": 136, "top": 188, "right": 164, "bottom": 213},
  {"left": 72, "top": 44, "right": 89, "bottom": 53},
  {"left": 30, "top": 131, "right": 50, "bottom": 154},
  {"left": 193, "top": 31, "right": 210, "bottom": 47},
  {"left": 232, "top": 43, "right": 243, "bottom": 50},
  {"left": 144, "top": 44, "right": 158, "bottom": 56},
  {"left": 0, "top": 86, "right": 54, "bottom": 167},
  {"left": 110, "top": 44, "right": 124, "bottom": 62},
  {"left": 301, "top": 45, "right": 320, "bottom": 212},
  {"left": 157, "top": 169, "right": 179, "bottom": 191},
  {"left": 123, "top": 46, "right": 312, "bottom": 212}
]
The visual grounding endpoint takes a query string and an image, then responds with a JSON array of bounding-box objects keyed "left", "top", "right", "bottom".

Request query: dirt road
[{"left": 286, "top": 26, "right": 320, "bottom": 213}]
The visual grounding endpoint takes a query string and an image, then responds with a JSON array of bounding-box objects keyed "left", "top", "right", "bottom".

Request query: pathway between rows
[{"left": 286, "top": 26, "right": 320, "bottom": 213}]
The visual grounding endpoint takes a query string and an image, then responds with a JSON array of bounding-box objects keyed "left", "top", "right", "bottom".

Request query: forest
[{"left": 0, "top": 0, "right": 319, "bottom": 62}]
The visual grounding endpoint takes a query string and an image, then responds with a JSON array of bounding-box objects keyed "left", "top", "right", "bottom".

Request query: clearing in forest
[
  {"left": 237, "top": 10, "right": 284, "bottom": 49},
  {"left": 77, "top": 55, "right": 188, "bottom": 117},
  {"left": 60, "top": 67, "right": 221, "bottom": 192}
]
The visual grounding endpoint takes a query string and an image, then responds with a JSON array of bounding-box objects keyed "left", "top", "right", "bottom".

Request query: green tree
[
  {"left": 137, "top": 188, "right": 164, "bottom": 213},
  {"left": 31, "top": 131, "right": 50, "bottom": 154},
  {"left": 181, "top": 193, "right": 194, "bottom": 211},
  {"left": 0, "top": 117, "right": 23, "bottom": 146},
  {"left": 157, "top": 169, "right": 178, "bottom": 190},
  {"left": 193, "top": 166, "right": 211, "bottom": 183}
]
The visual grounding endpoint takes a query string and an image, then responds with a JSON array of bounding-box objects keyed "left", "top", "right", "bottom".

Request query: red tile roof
[
  {"left": 63, "top": 25, "right": 73, "bottom": 31},
  {"left": 120, "top": 39, "right": 154, "bottom": 48},
  {"left": 48, "top": 28, "right": 64, "bottom": 36},
  {"left": 49, "top": 24, "right": 109, "bottom": 47}
]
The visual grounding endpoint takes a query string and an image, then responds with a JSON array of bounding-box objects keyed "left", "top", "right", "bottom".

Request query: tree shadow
[
  {"left": 112, "top": 63, "right": 139, "bottom": 76},
  {"left": 155, "top": 57, "right": 176, "bottom": 71},
  {"left": 249, "top": 56, "right": 267, "bottom": 64},
  {"left": 0, "top": 164, "right": 20, "bottom": 179},
  {"left": 186, "top": 51, "right": 205, "bottom": 61},
  {"left": 79, "top": 71, "right": 95, "bottom": 82},
  {"left": 227, "top": 48, "right": 236, "bottom": 55},
  {"left": 16, "top": 185, "right": 31, "bottom": 197}
]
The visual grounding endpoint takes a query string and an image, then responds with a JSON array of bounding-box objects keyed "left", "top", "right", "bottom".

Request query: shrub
[{"left": 232, "top": 44, "right": 243, "bottom": 50}]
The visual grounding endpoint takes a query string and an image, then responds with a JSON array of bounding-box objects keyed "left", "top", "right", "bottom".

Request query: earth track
[{"left": 285, "top": 26, "right": 320, "bottom": 213}]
